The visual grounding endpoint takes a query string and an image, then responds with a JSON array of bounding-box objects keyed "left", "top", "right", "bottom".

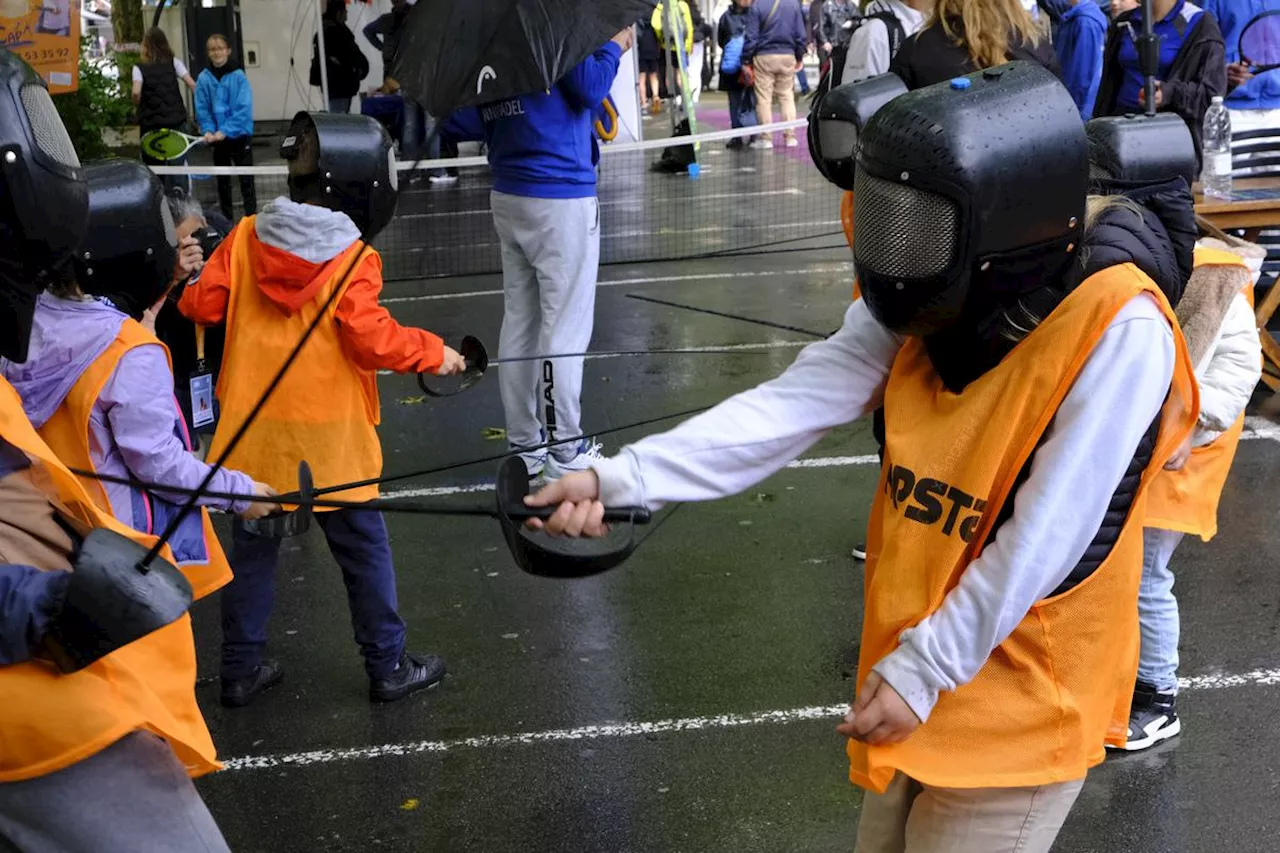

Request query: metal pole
[
  {"left": 1139, "top": 0, "right": 1157, "bottom": 116},
  {"left": 314, "top": 0, "right": 331, "bottom": 110}
]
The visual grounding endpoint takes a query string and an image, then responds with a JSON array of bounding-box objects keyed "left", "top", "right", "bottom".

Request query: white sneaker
[
  {"left": 785, "top": 136, "right": 799, "bottom": 148},
  {"left": 749, "top": 138, "right": 774, "bottom": 150},
  {"left": 429, "top": 173, "right": 459, "bottom": 184},
  {"left": 543, "top": 440, "right": 604, "bottom": 481},
  {"left": 515, "top": 451, "right": 547, "bottom": 480}
]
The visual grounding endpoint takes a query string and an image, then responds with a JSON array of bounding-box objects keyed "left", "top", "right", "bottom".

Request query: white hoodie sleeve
[
  {"left": 1194, "top": 292, "right": 1262, "bottom": 440},
  {"left": 872, "top": 294, "right": 1176, "bottom": 723},
  {"left": 843, "top": 18, "right": 891, "bottom": 82},
  {"left": 592, "top": 299, "right": 903, "bottom": 509}
]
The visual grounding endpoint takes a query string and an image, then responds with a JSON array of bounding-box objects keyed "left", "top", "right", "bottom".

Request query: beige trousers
[
  {"left": 854, "top": 772, "right": 1085, "bottom": 853},
  {"left": 752, "top": 53, "right": 798, "bottom": 136}
]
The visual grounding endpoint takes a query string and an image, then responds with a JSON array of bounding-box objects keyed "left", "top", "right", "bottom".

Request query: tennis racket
[
  {"left": 139, "top": 128, "right": 207, "bottom": 162},
  {"left": 1240, "top": 10, "right": 1280, "bottom": 74}
]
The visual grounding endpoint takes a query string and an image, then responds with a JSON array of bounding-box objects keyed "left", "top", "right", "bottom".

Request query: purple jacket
[{"left": 0, "top": 294, "right": 253, "bottom": 526}]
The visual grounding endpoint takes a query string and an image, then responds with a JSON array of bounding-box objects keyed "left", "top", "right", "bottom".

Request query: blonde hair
[{"left": 932, "top": 0, "right": 1046, "bottom": 70}]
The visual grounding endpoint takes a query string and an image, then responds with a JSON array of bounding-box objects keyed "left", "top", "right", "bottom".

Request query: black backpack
[
  {"left": 858, "top": 9, "right": 908, "bottom": 60},
  {"left": 815, "top": 8, "right": 907, "bottom": 97}
]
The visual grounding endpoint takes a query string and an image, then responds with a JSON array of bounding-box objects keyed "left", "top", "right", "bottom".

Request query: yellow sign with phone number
[{"left": 0, "top": 0, "right": 80, "bottom": 93}]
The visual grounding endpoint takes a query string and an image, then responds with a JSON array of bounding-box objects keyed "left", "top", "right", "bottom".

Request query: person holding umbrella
[{"left": 480, "top": 29, "right": 634, "bottom": 481}]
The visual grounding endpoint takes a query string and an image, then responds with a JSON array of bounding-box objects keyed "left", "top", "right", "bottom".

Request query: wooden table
[{"left": 1195, "top": 178, "right": 1280, "bottom": 391}]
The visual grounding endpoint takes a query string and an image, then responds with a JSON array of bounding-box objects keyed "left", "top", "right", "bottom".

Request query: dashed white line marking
[{"left": 223, "top": 668, "right": 1280, "bottom": 771}]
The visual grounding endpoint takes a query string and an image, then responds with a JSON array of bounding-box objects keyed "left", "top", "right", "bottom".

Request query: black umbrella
[{"left": 392, "top": 0, "right": 657, "bottom": 118}]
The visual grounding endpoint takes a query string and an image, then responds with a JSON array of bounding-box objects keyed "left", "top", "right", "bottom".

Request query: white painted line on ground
[
  {"left": 377, "top": 340, "right": 813, "bottom": 375},
  {"left": 395, "top": 188, "right": 806, "bottom": 220},
  {"left": 223, "top": 667, "right": 1280, "bottom": 771},
  {"left": 378, "top": 417, "right": 1280, "bottom": 500},
  {"left": 380, "top": 265, "right": 848, "bottom": 304},
  {"left": 398, "top": 221, "right": 844, "bottom": 255}
]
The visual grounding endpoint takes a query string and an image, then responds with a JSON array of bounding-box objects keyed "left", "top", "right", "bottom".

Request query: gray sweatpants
[
  {"left": 0, "top": 732, "right": 230, "bottom": 853},
  {"left": 490, "top": 190, "right": 600, "bottom": 463}
]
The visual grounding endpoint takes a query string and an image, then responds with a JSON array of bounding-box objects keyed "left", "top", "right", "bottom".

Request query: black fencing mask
[
  {"left": 280, "top": 111, "right": 398, "bottom": 240},
  {"left": 73, "top": 160, "right": 179, "bottom": 320},
  {"left": 808, "top": 73, "right": 909, "bottom": 191},
  {"left": 852, "top": 62, "right": 1088, "bottom": 338},
  {"left": 1086, "top": 113, "right": 1197, "bottom": 188},
  {"left": 0, "top": 49, "right": 88, "bottom": 362}
]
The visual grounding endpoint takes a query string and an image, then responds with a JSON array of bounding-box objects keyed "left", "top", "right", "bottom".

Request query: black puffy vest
[
  {"left": 137, "top": 60, "right": 188, "bottom": 133},
  {"left": 886, "top": 181, "right": 1194, "bottom": 595}
]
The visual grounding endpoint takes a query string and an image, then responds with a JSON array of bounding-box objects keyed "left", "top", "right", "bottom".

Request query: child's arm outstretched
[
  {"left": 335, "top": 257, "right": 465, "bottom": 375},
  {"left": 102, "top": 344, "right": 276, "bottom": 520}
]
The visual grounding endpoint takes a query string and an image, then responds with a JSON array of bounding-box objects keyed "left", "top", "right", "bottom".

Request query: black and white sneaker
[
  {"left": 1113, "top": 681, "right": 1180, "bottom": 751},
  {"left": 851, "top": 543, "right": 867, "bottom": 561}
]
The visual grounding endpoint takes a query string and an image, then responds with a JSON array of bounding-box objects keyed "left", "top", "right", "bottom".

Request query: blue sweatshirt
[
  {"left": 195, "top": 66, "right": 254, "bottom": 139},
  {"left": 481, "top": 43, "right": 622, "bottom": 199},
  {"left": 744, "top": 0, "right": 808, "bottom": 61},
  {"left": 1047, "top": 0, "right": 1108, "bottom": 119},
  {"left": 1204, "top": 0, "right": 1280, "bottom": 110}
]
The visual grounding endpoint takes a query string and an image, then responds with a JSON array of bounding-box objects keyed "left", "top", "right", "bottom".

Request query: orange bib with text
[{"left": 848, "top": 265, "right": 1197, "bottom": 792}]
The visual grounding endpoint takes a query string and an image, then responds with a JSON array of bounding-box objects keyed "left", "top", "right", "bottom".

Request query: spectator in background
[
  {"left": 743, "top": 0, "right": 808, "bottom": 149},
  {"left": 1111, "top": 0, "right": 1139, "bottom": 18},
  {"left": 1205, "top": 0, "right": 1280, "bottom": 135},
  {"left": 843, "top": 0, "right": 931, "bottom": 83},
  {"left": 481, "top": 31, "right": 631, "bottom": 481},
  {"left": 719, "top": 0, "right": 758, "bottom": 147},
  {"left": 654, "top": 1, "right": 695, "bottom": 99},
  {"left": 638, "top": 14, "right": 664, "bottom": 112},
  {"left": 889, "top": 0, "right": 1061, "bottom": 90},
  {"left": 364, "top": 0, "right": 436, "bottom": 178},
  {"left": 133, "top": 27, "right": 197, "bottom": 192},
  {"left": 1039, "top": 0, "right": 1108, "bottom": 118},
  {"left": 154, "top": 190, "right": 231, "bottom": 440},
  {"left": 819, "top": 0, "right": 860, "bottom": 87},
  {"left": 1096, "top": 0, "right": 1226, "bottom": 164},
  {"left": 195, "top": 34, "right": 257, "bottom": 220},
  {"left": 312, "top": 0, "right": 370, "bottom": 114}
]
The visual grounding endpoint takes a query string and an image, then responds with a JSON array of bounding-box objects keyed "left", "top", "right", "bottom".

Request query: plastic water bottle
[{"left": 1201, "top": 96, "right": 1233, "bottom": 200}]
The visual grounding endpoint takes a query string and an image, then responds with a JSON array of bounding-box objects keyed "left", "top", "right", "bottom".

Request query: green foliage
[{"left": 52, "top": 37, "right": 134, "bottom": 162}]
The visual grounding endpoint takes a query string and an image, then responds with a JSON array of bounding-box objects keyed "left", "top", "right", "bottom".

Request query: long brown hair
[
  {"left": 932, "top": 0, "right": 1045, "bottom": 70},
  {"left": 142, "top": 27, "right": 175, "bottom": 64}
]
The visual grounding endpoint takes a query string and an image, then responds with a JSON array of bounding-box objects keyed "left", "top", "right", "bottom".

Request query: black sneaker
[
  {"left": 370, "top": 652, "right": 447, "bottom": 703},
  {"left": 220, "top": 659, "right": 284, "bottom": 708},
  {"left": 726, "top": 138, "right": 744, "bottom": 150},
  {"left": 1114, "top": 681, "right": 1180, "bottom": 751},
  {"left": 851, "top": 543, "right": 867, "bottom": 561}
]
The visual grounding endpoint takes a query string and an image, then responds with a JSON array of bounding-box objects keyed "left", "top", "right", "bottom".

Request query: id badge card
[{"left": 190, "top": 367, "right": 215, "bottom": 429}]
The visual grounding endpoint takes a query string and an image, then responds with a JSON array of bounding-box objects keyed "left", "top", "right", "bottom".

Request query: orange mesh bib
[
  {"left": 848, "top": 265, "right": 1197, "bottom": 792},
  {"left": 210, "top": 219, "right": 382, "bottom": 504},
  {"left": 38, "top": 319, "right": 231, "bottom": 599},
  {"left": 1145, "top": 247, "right": 1255, "bottom": 541},
  {"left": 0, "top": 378, "right": 218, "bottom": 782}
]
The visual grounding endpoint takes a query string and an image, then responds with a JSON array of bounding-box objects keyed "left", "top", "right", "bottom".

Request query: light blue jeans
[{"left": 1137, "top": 527, "right": 1185, "bottom": 694}]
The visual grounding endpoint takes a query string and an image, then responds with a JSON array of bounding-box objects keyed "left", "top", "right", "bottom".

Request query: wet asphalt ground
[{"left": 186, "top": 113, "right": 1280, "bottom": 852}]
